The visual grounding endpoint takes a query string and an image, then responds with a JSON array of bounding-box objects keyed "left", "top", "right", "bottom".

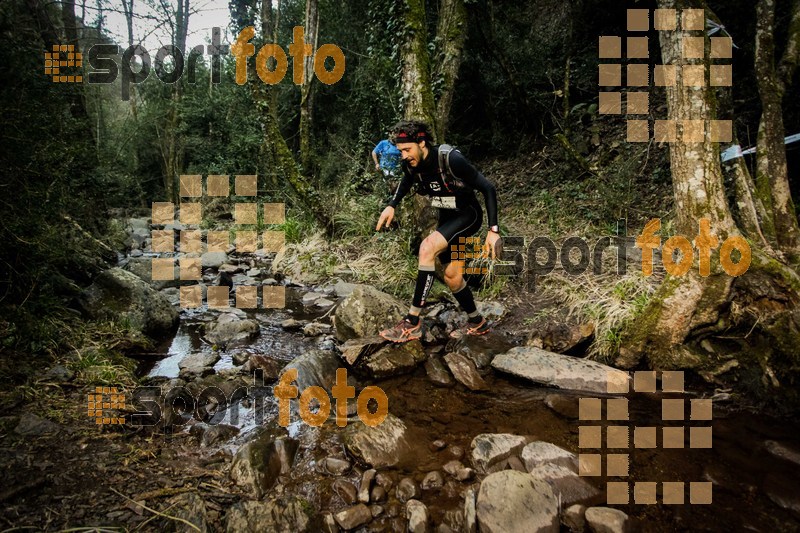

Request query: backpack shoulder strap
[{"left": 438, "top": 144, "right": 463, "bottom": 191}]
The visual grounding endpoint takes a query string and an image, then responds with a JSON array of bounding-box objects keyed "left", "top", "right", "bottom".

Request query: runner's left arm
[{"left": 448, "top": 151, "right": 498, "bottom": 227}]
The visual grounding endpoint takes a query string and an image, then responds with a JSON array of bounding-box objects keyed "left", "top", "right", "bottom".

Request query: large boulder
[
  {"left": 470, "top": 434, "right": 528, "bottom": 474},
  {"left": 491, "top": 347, "right": 630, "bottom": 394},
  {"left": 356, "top": 341, "right": 427, "bottom": 379},
  {"left": 224, "top": 497, "right": 314, "bottom": 532},
  {"left": 123, "top": 257, "right": 180, "bottom": 290},
  {"left": 204, "top": 313, "right": 259, "bottom": 347},
  {"left": 230, "top": 432, "right": 299, "bottom": 498},
  {"left": 528, "top": 463, "right": 600, "bottom": 507},
  {"left": 78, "top": 268, "right": 178, "bottom": 338},
  {"left": 476, "top": 470, "right": 559, "bottom": 533},
  {"left": 342, "top": 413, "right": 413, "bottom": 468},
  {"left": 334, "top": 286, "right": 406, "bottom": 341}
]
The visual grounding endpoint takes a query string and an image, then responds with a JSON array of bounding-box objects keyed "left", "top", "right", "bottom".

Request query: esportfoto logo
[{"left": 50, "top": 26, "right": 345, "bottom": 100}]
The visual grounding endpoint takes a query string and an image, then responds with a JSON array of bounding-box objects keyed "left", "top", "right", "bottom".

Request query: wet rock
[
  {"left": 358, "top": 341, "right": 427, "bottom": 378},
  {"left": 125, "top": 257, "right": 180, "bottom": 290},
  {"left": 448, "top": 445, "right": 465, "bottom": 460},
  {"left": 396, "top": 477, "right": 421, "bottom": 502},
  {"left": 178, "top": 352, "right": 220, "bottom": 379},
  {"left": 477, "top": 301, "right": 505, "bottom": 319},
  {"left": 281, "top": 318, "right": 305, "bottom": 331},
  {"left": 491, "top": 347, "right": 630, "bottom": 394},
  {"left": 476, "top": 470, "right": 559, "bottom": 533},
  {"left": 447, "top": 335, "right": 506, "bottom": 369},
  {"left": 375, "top": 472, "right": 394, "bottom": 491},
  {"left": 531, "top": 322, "right": 595, "bottom": 354},
  {"left": 443, "top": 460, "right": 465, "bottom": 477},
  {"left": 544, "top": 394, "right": 580, "bottom": 419},
  {"left": 41, "top": 365, "right": 74, "bottom": 383},
  {"left": 386, "top": 500, "right": 402, "bottom": 518},
  {"left": 470, "top": 433, "right": 528, "bottom": 474},
  {"left": 302, "top": 291, "right": 326, "bottom": 305},
  {"left": 528, "top": 464, "right": 600, "bottom": 506},
  {"left": 370, "top": 504, "right": 384, "bottom": 518},
  {"left": 370, "top": 485, "right": 387, "bottom": 503},
  {"left": 359, "top": 469, "right": 377, "bottom": 503},
  {"left": 201, "top": 252, "right": 228, "bottom": 269},
  {"left": 444, "top": 353, "right": 488, "bottom": 391},
  {"left": 464, "top": 488, "right": 477, "bottom": 533},
  {"left": 14, "top": 413, "right": 61, "bottom": 436},
  {"left": 168, "top": 492, "right": 208, "bottom": 532},
  {"left": 443, "top": 460, "right": 475, "bottom": 481},
  {"left": 232, "top": 351, "right": 250, "bottom": 366},
  {"left": 563, "top": 504, "right": 586, "bottom": 532},
  {"left": 160, "top": 287, "right": 181, "bottom": 306},
  {"left": 421, "top": 471, "right": 444, "bottom": 490},
  {"left": 201, "top": 424, "right": 239, "bottom": 447},
  {"left": 334, "top": 285, "right": 406, "bottom": 341},
  {"left": 442, "top": 508, "right": 465, "bottom": 531},
  {"left": 406, "top": 499, "right": 430, "bottom": 533},
  {"left": 584, "top": 507, "right": 628, "bottom": 533},
  {"left": 764, "top": 440, "right": 800, "bottom": 467},
  {"left": 224, "top": 497, "right": 313, "bottom": 532},
  {"left": 430, "top": 439, "right": 447, "bottom": 451},
  {"left": 338, "top": 336, "right": 388, "bottom": 365},
  {"left": 342, "top": 413, "right": 412, "bottom": 468},
  {"left": 204, "top": 313, "right": 259, "bottom": 347},
  {"left": 316, "top": 298, "right": 335, "bottom": 308},
  {"left": 246, "top": 268, "right": 262, "bottom": 277},
  {"left": 230, "top": 433, "right": 299, "bottom": 498},
  {"left": 324, "top": 457, "right": 352, "bottom": 476},
  {"left": 242, "top": 355, "right": 284, "bottom": 382},
  {"left": 424, "top": 355, "right": 455, "bottom": 387},
  {"left": 521, "top": 441, "right": 579, "bottom": 472},
  {"left": 303, "top": 322, "right": 332, "bottom": 337},
  {"left": 282, "top": 349, "right": 347, "bottom": 392},
  {"left": 334, "top": 504, "right": 372, "bottom": 530},
  {"left": 219, "top": 264, "right": 241, "bottom": 274},
  {"left": 322, "top": 513, "right": 338, "bottom": 533},
  {"left": 764, "top": 472, "right": 800, "bottom": 515},
  {"left": 79, "top": 268, "right": 178, "bottom": 338},
  {"left": 333, "top": 479, "right": 358, "bottom": 505},
  {"left": 334, "top": 280, "right": 358, "bottom": 297}
]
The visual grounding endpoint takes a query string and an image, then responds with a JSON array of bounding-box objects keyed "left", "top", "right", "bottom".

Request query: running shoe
[
  {"left": 449, "top": 317, "right": 491, "bottom": 339},
  {"left": 379, "top": 317, "right": 423, "bottom": 343}
]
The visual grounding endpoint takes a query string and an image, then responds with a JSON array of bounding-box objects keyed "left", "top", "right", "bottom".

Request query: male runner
[{"left": 375, "top": 120, "right": 500, "bottom": 342}]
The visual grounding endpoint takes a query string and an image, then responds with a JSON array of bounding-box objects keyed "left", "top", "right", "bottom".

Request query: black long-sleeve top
[{"left": 387, "top": 145, "right": 498, "bottom": 227}]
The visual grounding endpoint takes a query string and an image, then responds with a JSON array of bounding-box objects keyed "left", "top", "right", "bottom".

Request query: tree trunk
[
  {"left": 400, "top": 0, "right": 438, "bottom": 136},
  {"left": 433, "top": 0, "right": 466, "bottom": 142},
  {"left": 618, "top": 0, "right": 800, "bottom": 406},
  {"left": 299, "top": 0, "right": 318, "bottom": 173},
  {"left": 754, "top": 0, "right": 800, "bottom": 260}
]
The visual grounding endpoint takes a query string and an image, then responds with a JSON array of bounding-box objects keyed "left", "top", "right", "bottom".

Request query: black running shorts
[{"left": 436, "top": 201, "right": 483, "bottom": 265}]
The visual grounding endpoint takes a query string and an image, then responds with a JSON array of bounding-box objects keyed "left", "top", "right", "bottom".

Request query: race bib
[{"left": 431, "top": 196, "right": 457, "bottom": 209}]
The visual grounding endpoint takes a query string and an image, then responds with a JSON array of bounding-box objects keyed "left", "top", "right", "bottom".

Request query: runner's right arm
[{"left": 387, "top": 170, "right": 414, "bottom": 208}]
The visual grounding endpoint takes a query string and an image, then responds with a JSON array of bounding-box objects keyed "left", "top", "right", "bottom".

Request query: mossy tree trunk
[
  {"left": 434, "top": 0, "right": 467, "bottom": 142},
  {"left": 754, "top": 0, "right": 800, "bottom": 260},
  {"left": 298, "top": 0, "right": 318, "bottom": 173},
  {"left": 618, "top": 0, "right": 800, "bottom": 404}
]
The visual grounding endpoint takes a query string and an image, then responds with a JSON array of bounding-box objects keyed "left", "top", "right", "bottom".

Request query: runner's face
[{"left": 397, "top": 141, "right": 427, "bottom": 167}]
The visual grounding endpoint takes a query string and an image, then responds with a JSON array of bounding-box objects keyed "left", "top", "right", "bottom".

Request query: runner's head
[{"left": 391, "top": 120, "right": 432, "bottom": 168}]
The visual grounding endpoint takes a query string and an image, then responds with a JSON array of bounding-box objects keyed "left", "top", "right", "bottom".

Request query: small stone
[
  {"left": 324, "top": 457, "right": 352, "bottom": 476},
  {"left": 370, "top": 485, "right": 386, "bottom": 503},
  {"left": 316, "top": 298, "right": 335, "bottom": 308},
  {"left": 386, "top": 501, "right": 402, "bottom": 518},
  {"left": 334, "top": 504, "right": 372, "bottom": 530},
  {"left": 544, "top": 394, "right": 580, "bottom": 419},
  {"left": 444, "top": 353, "right": 488, "bottom": 391},
  {"left": 406, "top": 499, "right": 430, "bottom": 533},
  {"left": 584, "top": 507, "right": 628, "bottom": 533},
  {"left": 448, "top": 445, "right": 465, "bottom": 459},
  {"left": 375, "top": 472, "right": 394, "bottom": 491},
  {"left": 464, "top": 488, "right": 477, "bottom": 533},
  {"left": 322, "top": 513, "right": 338, "bottom": 533},
  {"left": 455, "top": 468, "right": 474, "bottom": 482},
  {"left": 333, "top": 479, "right": 358, "bottom": 505},
  {"left": 370, "top": 504, "right": 384, "bottom": 518},
  {"left": 421, "top": 471, "right": 444, "bottom": 490},
  {"left": 470, "top": 433, "right": 528, "bottom": 474},
  {"left": 232, "top": 351, "right": 250, "bottom": 366},
  {"left": 281, "top": 318, "right": 305, "bottom": 331},
  {"left": 430, "top": 439, "right": 447, "bottom": 451},
  {"left": 563, "top": 504, "right": 586, "bottom": 532},
  {"left": 443, "top": 460, "right": 464, "bottom": 477},
  {"left": 396, "top": 477, "right": 420, "bottom": 502},
  {"left": 359, "top": 469, "right": 377, "bottom": 503}
]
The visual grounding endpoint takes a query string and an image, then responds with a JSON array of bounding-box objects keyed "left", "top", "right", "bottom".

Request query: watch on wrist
[{"left": 489, "top": 225, "right": 500, "bottom": 234}]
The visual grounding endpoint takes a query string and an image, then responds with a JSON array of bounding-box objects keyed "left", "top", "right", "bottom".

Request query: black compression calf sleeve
[
  {"left": 412, "top": 266, "right": 436, "bottom": 308},
  {"left": 452, "top": 281, "right": 478, "bottom": 315}
]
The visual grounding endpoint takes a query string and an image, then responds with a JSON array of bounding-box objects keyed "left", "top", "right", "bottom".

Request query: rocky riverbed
[{"left": 2, "top": 216, "right": 800, "bottom": 532}]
